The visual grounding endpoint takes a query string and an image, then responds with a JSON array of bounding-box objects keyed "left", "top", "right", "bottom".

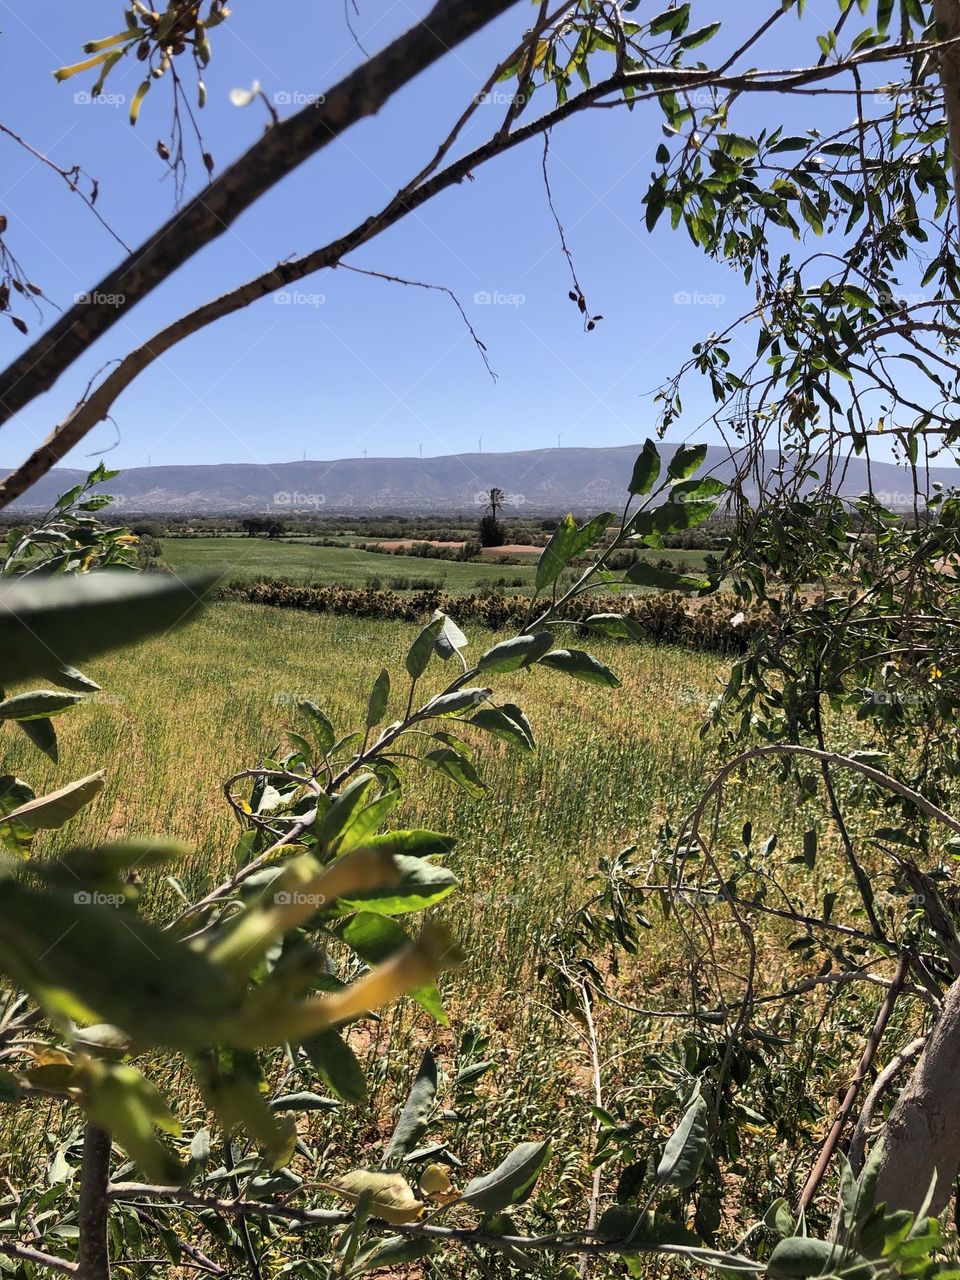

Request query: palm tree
[{"left": 486, "top": 487, "right": 506, "bottom": 521}]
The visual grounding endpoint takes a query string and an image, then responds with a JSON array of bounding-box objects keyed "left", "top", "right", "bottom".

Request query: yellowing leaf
[
  {"left": 1, "top": 772, "right": 104, "bottom": 831},
  {"left": 330, "top": 1171, "right": 423, "bottom": 1224}
]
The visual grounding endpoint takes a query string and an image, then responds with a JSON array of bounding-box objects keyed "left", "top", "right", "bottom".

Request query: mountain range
[{"left": 3, "top": 445, "right": 956, "bottom": 514}]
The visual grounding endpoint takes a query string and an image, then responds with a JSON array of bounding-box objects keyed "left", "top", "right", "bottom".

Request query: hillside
[{"left": 4, "top": 444, "right": 955, "bottom": 513}]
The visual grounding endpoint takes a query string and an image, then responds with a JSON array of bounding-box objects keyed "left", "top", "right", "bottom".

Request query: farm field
[
  {"left": 162, "top": 534, "right": 711, "bottom": 591},
  {"left": 2, "top": 600, "right": 828, "bottom": 1233}
]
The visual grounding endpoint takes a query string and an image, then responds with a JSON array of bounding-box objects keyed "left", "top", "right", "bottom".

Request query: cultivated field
[
  {"left": 162, "top": 535, "right": 711, "bottom": 591},
  {"left": 2, "top": 601, "right": 841, "bottom": 1250}
]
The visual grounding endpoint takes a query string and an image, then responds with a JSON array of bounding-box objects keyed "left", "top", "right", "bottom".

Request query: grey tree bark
[{"left": 77, "top": 1124, "right": 112, "bottom": 1280}]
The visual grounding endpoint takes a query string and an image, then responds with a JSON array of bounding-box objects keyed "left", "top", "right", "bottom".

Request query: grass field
[
  {"left": 162, "top": 536, "right": 711, "bottom": 592},
  {"left": 1, "top": 601, "right": 827, "bottom": 1256}
]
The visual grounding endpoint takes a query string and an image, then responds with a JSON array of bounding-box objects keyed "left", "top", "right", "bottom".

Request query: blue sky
[{"left": 0, "top": 2, "right": 902, "bottom": 471}]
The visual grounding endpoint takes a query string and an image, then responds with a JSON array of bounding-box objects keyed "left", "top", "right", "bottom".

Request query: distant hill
[{"left": 3, "top": 445, "right": 956, "bottom": 514}]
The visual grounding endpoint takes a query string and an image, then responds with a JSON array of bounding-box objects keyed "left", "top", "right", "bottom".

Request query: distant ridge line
[{"left": 3, "top": 444, "right": 955, "bottom": 514}]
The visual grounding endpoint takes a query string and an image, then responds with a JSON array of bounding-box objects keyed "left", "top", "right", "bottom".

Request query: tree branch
[
  {"left": 0, "top": 0, "right": 521, "bottom": 428},
  {"left": 77, "top": 1124, "right": 112, "bottom": 1280},
  {"left": 3, "top": 36, "right": 956, "bottom": 506}
]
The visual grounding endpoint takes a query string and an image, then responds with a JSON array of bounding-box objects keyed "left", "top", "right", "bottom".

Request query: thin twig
[{"left": 797, "top": 954, "right": 908, "bottom": 1213}]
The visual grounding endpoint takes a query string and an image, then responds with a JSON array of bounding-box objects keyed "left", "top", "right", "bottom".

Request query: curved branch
[
  {"left": 4, "top": 38, "right": 953, "bottom": 507},
  {"left": 847, "top": 1035, "right": 927, "bottom": 1174},
  {"left": 0, "top": 0, "right": 522, "bottom": 428},
  {"left": 687, "top": 743, "right": 960, "bottom": 843}
]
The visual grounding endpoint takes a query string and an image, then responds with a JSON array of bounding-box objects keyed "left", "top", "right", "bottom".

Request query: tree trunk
[
  {"left": 77, "top": 1124, "right": 112, "bottom": 1280},
  {"left": 872, "top": 975, "right": 960, "bottom": 1217},
  {"left": 869, "top": 6, "right": 960, "bottom": 1216},
  {"left": 934, "top": 0, "right": 960, "bottom": 218}
]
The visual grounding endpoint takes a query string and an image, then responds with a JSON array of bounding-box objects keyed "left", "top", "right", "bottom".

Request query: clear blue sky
[{"left": 0, "top": 2, "right": 900, "bottom": 471}]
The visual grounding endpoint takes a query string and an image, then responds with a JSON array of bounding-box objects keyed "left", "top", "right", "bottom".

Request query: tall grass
[{"left": 0, "top": 603, "right": 817, "bottom": 1246}]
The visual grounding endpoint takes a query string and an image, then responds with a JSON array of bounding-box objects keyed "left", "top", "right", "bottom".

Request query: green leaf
[
  {"left": 0, "top": 775, "right": 36, "bottom": 853},
  {"left": 420, "top": 688, "right": 491, "bottom": 718},
  {"left": 406, "top": 617, "right": 444, "bottom": 680},
  {"left": 303, "top": 1028, "right": 367, "bottom": 1105},
  {"left": 83, "top": 1060, "right": 182, "bottom": 1185},
  {"left": 17, "top": 716, "right": 58, "bottom": 762},
  {"left": 366, "top": 670, "right": 390, "bottom": 729},
  {"left": 317, "top": 775, "right": 378, "bottom": 851},
  {"left": 477, "top": 632, "right": 554, "bottom": 672},
  {"left": 720, "top": 134, "right": 759, "bottom": 159},
  {"left": 624, "top": 561, "right": 710, "bottom": 592},
  {"left": 766, "top": 1237, "right": 865, "bottom": 1277},
  {"left": 0, "top": 876, "right": 235, "bottom": 1050},
  {"left": 190, "top": 1128, "right": 211, "bottom": 1165},
  {"left": 298, "top": 700, "right": 335, "bottom": 754},
  {"left": 680, "top": 21, "right": 720, "bottom": 48},
  {"left": 583, "top": 613, "right": 644, "bottom": 641},
  {"left": 596, "top": 1206, "right": 699, "bottom": 1246},
  {"left": 652, "top": 499, "right": 718, "bottom": 535},
  {"left": 194, "top": 1049, "right": 295, "bottom": 1170},
  {"left": 339, "top": 913, "right": 446, "bottom": 1023},
  {"left": 842, "top": 285, "right": 874, "bottom": 310},
  {"left": 0, "top": 574, "right": 214, "bottom": 685},
  {"left": 668, "top": 476, "right": 726, "bottom": 504},
  {"left": 385, "top": 1049, "right": 437, "bottom": 1163},
  {"left": 768, "top": 136, "right": 810, "bottom": 153},
  {"left": 271, "top": 1091, "right": 339, "bottom": 1113},
  {"left": 37, "top": 839, "right": 185, "bottom": 886},
  {"left": 648, "top": 4, "right": 690, "bottom": 37},
  {"left": 432, "top": 611, "right": 468, "bottom": 660},
  {"left": 656, "top": 1091, "right": 708, "bottom": 1188},
  {"left": 346, "top": 1234, "right": 438, "bottom": 1277},
  {"left": 461, "top": 1140, "right": 551, "bottom": 1214},
  {"left": 469, "top": 705, "right": 535, "bottom": 752},
  {"left": 332, "top": 854, "right": 458, "bottom": 916},
  {"left": 129, "top": 77, "right": 150, "bottom": 125},
  {"left": 0, "top": 1068, "right": 21, "bottom": 1101},
  {"left": 666, "top": 442, "right": 708, "bottom": 480},
  {"left": 0, "top": 690, "right": 84, "bottom": 721},
  {"left": 537, "top": 649, "right": 621, "bottom": 687},
  {"left": 536, "top": 512, "right": 613, "bottom": 591},
  {"left": 359, "top": 829, "right": 456, "bottom": 858},
  {"left": 763, "top": 1197, "right": 796, "bottom": 1239},
  {"left": 629, "top": 439, "right": 661, "bottom": 495},
  {"left": 333, "top": 790, "right": 401, "bottom": 855},
  {"left": 423, "top": 749, "right": 486, "bottom": 798},
  {"left": 46, "top": 665, "right": 101, "bottom": 694},
  {"left": 1, "top": 771, "right": 105, "bottom": 832}
]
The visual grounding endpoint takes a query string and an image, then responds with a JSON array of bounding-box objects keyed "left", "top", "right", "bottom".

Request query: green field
[
  {"left": 163, "top": 536, "right": 541, "bottom": 590},
  {"left": 162, "top": 535, "right": 711, "bottom": 592},
  {"left": 3, "top": 600, "right": 816, "bottom": 1218}
]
